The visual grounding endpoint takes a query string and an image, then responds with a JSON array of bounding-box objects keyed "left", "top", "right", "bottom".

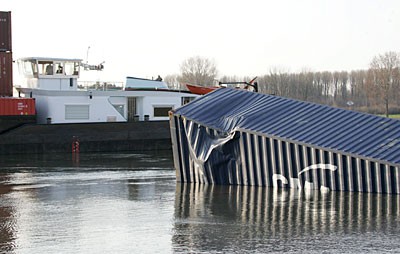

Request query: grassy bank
[{"left": 378, "top": 114, "right": 400, "bottom": 119}]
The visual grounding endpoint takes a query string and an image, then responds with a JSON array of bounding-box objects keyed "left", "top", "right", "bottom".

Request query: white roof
[{"left": 19, "top": 57, "right": 83, "bottom": 62}]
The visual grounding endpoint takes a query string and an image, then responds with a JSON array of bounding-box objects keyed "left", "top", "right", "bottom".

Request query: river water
[{"left": 0, "top": 152, "right": 399, "bottom": 253}]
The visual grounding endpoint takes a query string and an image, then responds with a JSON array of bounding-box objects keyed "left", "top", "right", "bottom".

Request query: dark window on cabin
[
  {"left": 181, "top": 96, "right": 196, "bottom": 105},
  {"left": 38, "top": 61, "right": 54, "bottom": 75},
  {"left": 154, "top": 107, "right": 172, "bottom": 117}
]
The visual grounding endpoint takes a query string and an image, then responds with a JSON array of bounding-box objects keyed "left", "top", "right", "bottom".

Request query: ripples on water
[{"left": 0, "top": 152, "right": 399, "bottom": 253}]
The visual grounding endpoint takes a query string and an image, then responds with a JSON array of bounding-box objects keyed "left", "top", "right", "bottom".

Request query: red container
[
  {"left": 0, "top": 97, "right": 36, "bottom": 116},
  {"left": 0, "top": 51, "right": 13, "bottom": 96},
  {"left": 0, "top": 11, "right": 12, "bottom": 52}
]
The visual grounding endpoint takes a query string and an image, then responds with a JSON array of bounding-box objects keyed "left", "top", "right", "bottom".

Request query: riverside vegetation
[{"left": 165, "top": 52, "right": 400, "bottom": 117}]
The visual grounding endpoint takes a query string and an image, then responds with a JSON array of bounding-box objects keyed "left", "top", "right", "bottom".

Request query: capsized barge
[{"left": 169, "top": 88, "right": 400, "bottom": 194}]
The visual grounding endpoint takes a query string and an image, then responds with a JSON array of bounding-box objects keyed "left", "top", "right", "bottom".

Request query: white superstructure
[{"left": 15, "top": 57, "right": 198, "bottom": 124}]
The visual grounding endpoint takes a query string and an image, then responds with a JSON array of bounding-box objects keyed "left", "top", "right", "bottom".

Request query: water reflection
[
  {"left": 0, "top": 152, "right": 176, "bottom": 254},
  {"left": 1, "top": 151, "right": 399, "bottom": 253},
  {"left": 174, "top": 184, "right": 400, "bottom": 253},
  {"left": 0, "top": 174, "right": 15, "bottom": 253}
]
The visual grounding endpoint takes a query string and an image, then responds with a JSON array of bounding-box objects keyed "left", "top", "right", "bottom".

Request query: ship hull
[{"left": 0, "top": 121, "right": 171, "bottom": 154}]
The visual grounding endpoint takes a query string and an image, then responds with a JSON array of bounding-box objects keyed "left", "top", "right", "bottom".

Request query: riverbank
[{"left": 0, "top": 121, "right": 171, "bottom": 154}]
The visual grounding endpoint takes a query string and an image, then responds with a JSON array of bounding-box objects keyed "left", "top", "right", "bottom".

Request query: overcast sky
[{"left": 3, "top": 0, "right": 400, "bottom": 82}]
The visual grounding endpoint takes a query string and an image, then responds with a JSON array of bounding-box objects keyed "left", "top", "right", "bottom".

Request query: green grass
[{"left": 378, "top": 114, "right": 400, "bottom": 119}]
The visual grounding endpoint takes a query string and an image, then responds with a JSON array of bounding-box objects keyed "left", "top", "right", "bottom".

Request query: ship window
[
  {"left": 38, "top": 61, "right": 54, "bottom": 75},
  {"left": 74, "top": 62, "right": 80, "bottom": 75},
  {"left": 154, "top": 106, "right": 172, "bottom": 117},
  {"left": 55, "top": 63, "right": 64, "bottom": 75},
  {"left": 21, "top": 60, "right": 37, "bottom": 76},
  {"left": 113, "top": 104, "right": 124, "bottom": 116},
  {"left": 181, "top": 96, "right": 197, "bottom": 105},
  {"left": 65, "top": 62, "right": 79, "bottom": 76},
  {"left": 32, "top": 61, "right": 38, "bottom": 75},
  {"left": 65, "top": 105, "right": 89, "bottom": 119}
]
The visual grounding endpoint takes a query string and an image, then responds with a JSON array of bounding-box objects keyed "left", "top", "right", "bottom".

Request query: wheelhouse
[{"left": 16, "top": 57, "right": 82, "bottom": 90}]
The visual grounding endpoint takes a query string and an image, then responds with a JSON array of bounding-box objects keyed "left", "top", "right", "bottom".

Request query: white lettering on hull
[{"left": 272, "top": 164, "right": 337, "bottom": 192}]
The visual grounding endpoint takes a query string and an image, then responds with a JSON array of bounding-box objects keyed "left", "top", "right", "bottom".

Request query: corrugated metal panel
[
  {"left": 173, "top": 88, "right": 400, "bottom": 166},
  {"left": 0, "top": 97, "right": 36, "bottom": 116},
  {"left": 0, "top": 11, "right": 12, "bottom": 52},
  {"left": 0, "top": 51, "right": 13, "bottom": 96},
  {"left": 170, "top": 88, "right": 400, "bottom": 194}
]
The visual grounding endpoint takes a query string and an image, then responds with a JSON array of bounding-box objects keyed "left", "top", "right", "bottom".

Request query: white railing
[{"left": 77, "top": 81, "right": 124, "bottom": 91}]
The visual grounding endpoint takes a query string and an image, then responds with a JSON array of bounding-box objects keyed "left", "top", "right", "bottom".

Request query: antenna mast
[
  {"left": 81, "top": 46, "right": 104, "bottom": 71},
  {"left": 86, "top": 46, "right": 90, "bottom": 64}
]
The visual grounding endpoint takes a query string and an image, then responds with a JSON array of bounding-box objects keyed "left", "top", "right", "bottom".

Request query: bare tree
[
  {"left": 178, "top": 56, "right": 218, "bottom": 87},
  {"left": 365, "top": 69, "right": 381, "bottom": 113},
  {"left": 298, "top": 71, "right": 314, "bottom": 102},
  {"left": 349, "top": 70, "right": 367, "bottom": 108},
  {"left": 339, "top": 71, "right": 349, "bottom": 107},
  {"left": 268, "top": 67, "right": 291, "bottom": 96},
  {"left": 321, "top": 71, "right": 332, "bottom": 104},
  {"left": 314, "top": 72, "right": 324, "bottom": 102},
  {"left": 164, "top": 53, "right": 400, "bottom": 115},
  {"left": 370, "top": 51, "right": 400, "bottom": 117},
  {"left": 332, "top": 71, "right": 340, "bottom": 103},
  {"left": 164, "top": 74, "right": 182, "bottom": 90}
]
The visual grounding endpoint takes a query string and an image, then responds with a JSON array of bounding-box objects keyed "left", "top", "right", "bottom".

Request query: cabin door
[{"left": 127, "top": 97, "right": 137, "bottom": 122}]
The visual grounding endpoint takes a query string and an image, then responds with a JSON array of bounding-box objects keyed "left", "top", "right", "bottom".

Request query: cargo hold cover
[{"left": 170, "top": 88, "right": 400, "bottom": 194}]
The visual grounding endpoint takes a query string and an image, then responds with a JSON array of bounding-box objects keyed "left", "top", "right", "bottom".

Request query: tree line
[{"left": 164, "top": 52, "right": 400, "bottom": 116}]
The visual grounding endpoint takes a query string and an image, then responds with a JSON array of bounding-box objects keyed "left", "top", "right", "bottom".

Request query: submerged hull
[
  {"left": 170, "top": 88, "right": 400, "bottom": 195},
  {"left": 0, "top": 121, "right": 171, "bottom": 154},
  {"left": 0, "top": 115, "right": 36, "bottom": 134},
  {"left": 170, "top": 117, "right": 400, "bottom": 194}
]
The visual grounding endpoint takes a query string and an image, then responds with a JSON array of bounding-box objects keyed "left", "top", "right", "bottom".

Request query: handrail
[{"left": 77, "top": 81, "right": 124, "bottom": 91}]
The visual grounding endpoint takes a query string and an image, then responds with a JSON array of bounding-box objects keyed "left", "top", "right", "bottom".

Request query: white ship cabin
[{"left": 15, "top": 57, "right": 199, "bottom": 124}]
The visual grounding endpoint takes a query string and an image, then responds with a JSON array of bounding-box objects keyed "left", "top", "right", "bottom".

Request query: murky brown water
[{"left": 0, "top": 152, "right": 399, "bottom": 253}]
